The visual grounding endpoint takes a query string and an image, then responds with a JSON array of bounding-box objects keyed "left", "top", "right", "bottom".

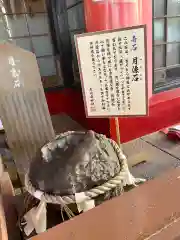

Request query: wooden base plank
[
  {"left": 0, "top": 172, "right": 21, "bottom": 240},
  {"left": 0, "top": 196, "right": 8, "bottom": 240}
]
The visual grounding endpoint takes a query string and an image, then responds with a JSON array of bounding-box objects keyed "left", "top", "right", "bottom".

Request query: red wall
[
  {"left": 84, "top": 0, "right": 153, "bottom": 142},
  {"left": 84, "top": 0, "right": 180, "bottom": 143},
  {"left": 45, "top": 89, "right": 110, "bottom": 136},
  {"left": 46, "top": 0, "right": 180, "bottom": 143}
]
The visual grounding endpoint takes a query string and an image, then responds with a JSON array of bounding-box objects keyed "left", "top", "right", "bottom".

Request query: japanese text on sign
[
  {"left": 75, "top": 25, "right": 147, "bottom": 117},
  {"left": 8, "top": 56, "right": 22, "bottom": 88}
]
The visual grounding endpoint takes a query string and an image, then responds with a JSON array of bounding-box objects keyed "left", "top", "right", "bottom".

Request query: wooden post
[{"left": 115, "top": 117, "right": 121, "bottom": 146}]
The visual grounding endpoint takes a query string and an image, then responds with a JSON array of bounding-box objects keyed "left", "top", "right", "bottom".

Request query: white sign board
[
  {"left": 93, "top": 0, "right": 136, "bottom": 2},
  {"left": 75, "top": 25, "right": 148, "bottom": 117}
]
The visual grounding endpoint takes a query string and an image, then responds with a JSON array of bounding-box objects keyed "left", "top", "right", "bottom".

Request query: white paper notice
[
  {"left": 75, "top": 25, "right": 147, "bottom": 117},
  {"left": 0, "top": 119, "right": 3, "bottom": 130},
  {"left": 75, "top": 192, "right": 95, "bottom": 213}
]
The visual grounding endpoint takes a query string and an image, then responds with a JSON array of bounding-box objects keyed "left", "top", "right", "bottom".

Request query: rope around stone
[{"left": 25, "top": 132, "right": 145, "bottom": 205}]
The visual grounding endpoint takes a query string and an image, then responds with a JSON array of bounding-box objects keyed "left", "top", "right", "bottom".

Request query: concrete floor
[{"left": 123, "top": 133, "right": 180, "bottom": 180}]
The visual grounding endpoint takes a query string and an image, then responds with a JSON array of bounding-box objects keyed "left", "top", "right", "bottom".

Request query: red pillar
[{"left": 84, "top": 0, "right": 152, "bottom": 143}]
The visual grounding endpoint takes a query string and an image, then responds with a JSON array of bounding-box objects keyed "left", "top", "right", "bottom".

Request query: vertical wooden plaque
[{"left": 0, "top": 43, "right": 55, "bottom": 177}]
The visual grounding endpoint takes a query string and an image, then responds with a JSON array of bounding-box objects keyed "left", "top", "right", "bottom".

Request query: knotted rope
[{"left": 25, "top": 132, "right": 145, "bottom": 205}]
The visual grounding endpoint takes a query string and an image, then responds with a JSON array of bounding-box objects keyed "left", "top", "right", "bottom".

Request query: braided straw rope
[{"left": 25, "top": 132, "right": 144, "bottom": 205}]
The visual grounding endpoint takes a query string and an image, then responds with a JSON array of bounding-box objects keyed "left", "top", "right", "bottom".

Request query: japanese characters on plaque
[
  {"left": 75, "top": 25, "right": 147, "bottom": 117},
  {"left": 8, "top": 56, "right": 22, "bottom": 88}
]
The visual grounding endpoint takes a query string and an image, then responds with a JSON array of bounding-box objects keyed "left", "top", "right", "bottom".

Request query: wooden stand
[{"left": 115, "top": 117, "right": 121, "bottom": 146}]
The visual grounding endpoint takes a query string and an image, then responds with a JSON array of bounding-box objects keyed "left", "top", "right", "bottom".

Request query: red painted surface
[
  {"left": 45, "top": 89, "right": 110, "bottom": 136},
  {"left": 84, "top": 0, "right": 180, "bottom": 143},
  {"left": 45, "top": 0, "right": 180, "bottom": 143},
  {"left": 84, "top": 0, "right": 152, "bottom": 99},
  {"left": 150, "top": 87, "right": 180, "bottom": 106},
  {"left": 110, "top": 97, "right": 180, "bottom": 142}
]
